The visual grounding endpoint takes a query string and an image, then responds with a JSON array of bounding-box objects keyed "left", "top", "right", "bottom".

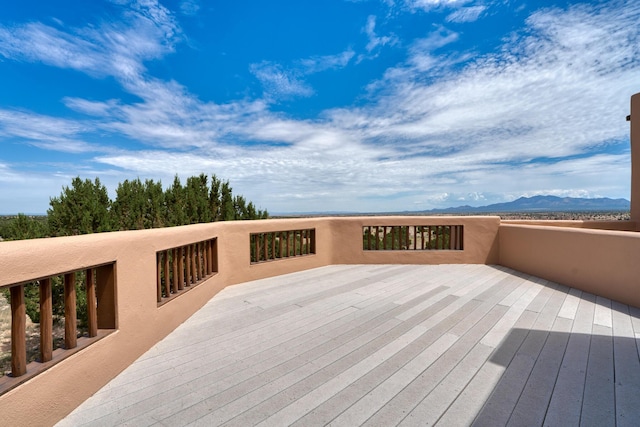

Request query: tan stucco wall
[
  {"left": 328, "top": 216, "right": 500, "bottom": 265},
  {"left": 499, "top": 223, "right": 640, "bottom": 308},
  {"left": 631, "top": 92, "right": 640, "bottom": 226},
  {"left": 501, "top": 219, "right": 636, "bottom": 231},
  {"left": 0, "top": 216, "right": 499, "bottom": 426}
]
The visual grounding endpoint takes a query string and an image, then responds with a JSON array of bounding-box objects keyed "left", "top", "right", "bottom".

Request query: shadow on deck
[{"left": 56, "top": 264, "right": 640, "bottom": 426}]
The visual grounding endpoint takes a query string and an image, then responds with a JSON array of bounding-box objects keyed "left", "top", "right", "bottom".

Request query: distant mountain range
[{"left": 421, "top": 195, "right": 630, "bottom": 214}]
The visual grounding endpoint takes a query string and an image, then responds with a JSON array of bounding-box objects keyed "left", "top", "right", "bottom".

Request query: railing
[
  {"left": 156, "top": 238, "right": 218, "bottom": 305},
  {"left": 0, "top": 263, "right": 116, "bottom": 394},
  {"left": 250, "top": 229, "right": 316, "bottom": 263},
  {"left": 362, "top": 225, "right": 464, "bottom": 251}
]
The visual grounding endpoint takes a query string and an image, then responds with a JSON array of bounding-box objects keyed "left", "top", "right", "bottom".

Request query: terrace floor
[{"left": 57, "top": 264, "right": 640, "bottom": 426}]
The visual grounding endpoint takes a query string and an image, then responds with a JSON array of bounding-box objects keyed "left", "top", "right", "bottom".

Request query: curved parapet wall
[{"left": 0, "top": 216, "right": 499, "bottom": 426}]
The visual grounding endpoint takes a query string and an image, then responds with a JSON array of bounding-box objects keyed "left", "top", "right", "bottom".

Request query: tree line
[{"left": 1, "top": 173, "right": 268, "bottom": 241}]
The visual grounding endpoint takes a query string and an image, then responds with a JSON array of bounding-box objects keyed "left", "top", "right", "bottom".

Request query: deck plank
[{"left": 55, "top": 265, "right": 640, "bottom": 427}]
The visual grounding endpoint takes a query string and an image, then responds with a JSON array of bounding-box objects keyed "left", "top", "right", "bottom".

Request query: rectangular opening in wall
[
  {"left": 362, "top": 225, "right": 464, "bottom": 251},
  {"left": 0, "top": 262, "right": 116, "bottom": 395},
  {"left": 156, "top": 237, "right": 218, "bottom": 306},
  {"left": 250, "top": 228, "right": 316, "bottom": 263}
]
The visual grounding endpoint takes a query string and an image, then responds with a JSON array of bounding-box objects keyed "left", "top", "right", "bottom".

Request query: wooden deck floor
[{"left": 57, "top": 264, "right": 640, "bottom": 427}]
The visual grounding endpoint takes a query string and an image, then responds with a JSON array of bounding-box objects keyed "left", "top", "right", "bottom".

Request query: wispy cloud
[
  {"left": 251, "top": 48, "right": 355, "bottom": 100},
  {"left": 179, "top": 0, "right": 200, "bottom": 16},
  {"left": 250, "top": 61, "right": 315, "bottom": 100},
  {"left": 363, "top": 15, "right": 399, "bottom": 53},
  {"left": 404, "top": 0, "right": 469, "bottom": 11},
  {"left": 0, "top": 0, "right": 180, "bottom": 81},
  {"left": 446, "top": 5, "right": 486, "bottom": 22},
  {"left": 298, "top": 49, "right": 356, "bottom": 73},
  {"left": 0, "top": 1, "right": 638, "bottom": 213}
]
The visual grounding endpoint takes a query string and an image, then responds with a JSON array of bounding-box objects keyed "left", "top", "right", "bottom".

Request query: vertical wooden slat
[
  {"left": 178, "top": 247, "right": 185, "bottom": 290},
  {"left": 190, "top": 244, "right": 197, "bottom": 282},
  {"left": 428, "top": 226, "right": 432, "bottom": 249},
  {"left": 185, "top": 244, "right": 192, "bottom": 285},
  {"left": 157, "top": 253, "right": 162, "bottom": 302},
  {"left": 197, "top": 242, "right": 202, "bottom": 278},
  {"left": 40, "top": 278, "right": 54, "bottom": 360},
  {"left": 310, "top": 229, "right": 316, "bottom": 254},
  {"left": 375, "top": 226, "right": 380, "bottom": 250},
  {"left": 164, "top": 250, "right": 171, "bottom": 297},
  {"left": 286, "top": 231, "right": 290, "bottom": 257},
  {"left": 421, "top": 226, "right": 425, "bottom": 250},
  {"left": 10, "top": 285, "right": 27, "bottom": 377},
  {"left": 64, "top": 272, "right": 77, "bottom": 349},
  {"left": 172, "top": 248, "right": 179, "bottom": 293},
  {"left": 95, "top": 264, "right": 117, "bottom": 329},
  {"left": 204, "top": 242, "right": 209, "bottom": 275},
  {"left": 271, "top": 233, "right": 276, "bottom": 259},
  {"left": 86, "top": 270, "right": 98, "bottom": 338},
  {"left": 406, "top": 227, "right": 410, "bottom": 250},
  {"left": 208, "top": 240, "right": 213, "bottom": 272},
  {"left": 252, "top": 234, "right": 257, "bottom": 262},
  {"left": 460, "top": 226, "right": 464, "bottom": 250},
  {"left": 450, "top": 226, "right": 455, "bottom": 250},
  {"left": 262, "top": 233, "right": 267, "bottom": 261},
  {"left": 280, "top": 232, "right": 285, "bottom": 258}
]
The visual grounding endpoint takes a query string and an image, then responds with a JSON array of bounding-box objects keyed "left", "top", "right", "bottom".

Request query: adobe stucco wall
[
  {"left": 499, "top": 223, "right": 640, "bottom": 308},
  {"left": 0, "top": 216, "right": 500, "bottom": 426},
  {"left": 631, "top": 92, "right": 640, "bottom": 227}
]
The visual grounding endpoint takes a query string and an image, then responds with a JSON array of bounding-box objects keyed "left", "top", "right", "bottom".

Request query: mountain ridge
[{"left": 420, "top": 195, "right": 630, "bottom": 214}]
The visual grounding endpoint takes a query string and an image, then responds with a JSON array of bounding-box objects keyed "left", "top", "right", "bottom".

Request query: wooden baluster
[
  {"left": 64, "top": 273, "right": 77, "bottom": 349},
  {"left": 185, "top": 245, "right": 192, "bottom": 286},
  {"left": 205, "top": 241, "right": 210, "bottom": 275},
  {"left": 191, "top": 244, "right": 197, "bottom": 282},
  {"left": 271, "top": 233, "right": 276, "bottom": 260},
  {"left": 86, "top": 270, "right": 98, "bottom": 338},
  {"left": 196, "top": 242, "right": 201, "bottom": 280},
  {"left": 285, "top": 231, "right": 290, "bottom": 257},
  {"left": 10, "top": 285, "right": 27, "bottom": 377},
  {"left": 39, "top": 278, "right": 54, "bottom": 361},
  {"left": 178, "top": 247, "right": 185, "bottom": 290},
  {"left": 262, "top": 234, "right": 267, "bottom": 261},
  {"left": 157, "top": 253, "right": 162, "bottom": 302},
  {"left": 164, "top": 250, "right": 171, "bottom": 296},
  {"left": 172, "top": 248, "right": 179, "bottom": 293}
]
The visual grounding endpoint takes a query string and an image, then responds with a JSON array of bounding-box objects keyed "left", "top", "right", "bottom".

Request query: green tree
[
  {"left": 112, "top": 178, "right": 146, "bottom": 230},
  {"left": 48, "top": 177, "right": 112, "bottom": 236},
  {"left": 6, "top": 214, "right": 48, "bottom": 240},
  {"left": 164, "top": 175, "right": 187, "bottom": 226},
  {"left": 184, "top": 174, "right": 212, "bottom": 223}
]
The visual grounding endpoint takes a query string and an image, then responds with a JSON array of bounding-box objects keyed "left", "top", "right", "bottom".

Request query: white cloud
[
  {"left": 404, "top": 0, "right": 469, "bottom": 11},
  {"left": 363, "top": 15, "right": 399, "bottom": 53},
  {"left": 298, "top": 49, "right": 356, "bottom": 73},
  {"left": 180, "top": 0, "right": 200, "bottom": 16},
  {"left": 446, "top": 5, "right": 486, "bottom": 22},
  {"left": 0, "top": 0, "right": 180, "bottom": 81},
  {"left": 250, "top": 62, "right": 315, "bottom": 100},
  {"left": 1, "top": 1, "right": 638, "bottom": 213}
]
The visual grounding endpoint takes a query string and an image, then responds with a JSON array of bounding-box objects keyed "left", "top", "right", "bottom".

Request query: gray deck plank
[
  {"left": 581, "top": 324, "right": 615, "bottom": 427},
  {"left": 55, "top": 265, "right": 640, "bottom": 427},
  {"left": 543, "top": 292, "right": 595, "bottom": 427},
  {"left": 611, "top": 301, "right": 640, "bottom": 427}
]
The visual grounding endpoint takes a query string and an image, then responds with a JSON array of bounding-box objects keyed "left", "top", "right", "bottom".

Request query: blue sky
[{"left": 0, "top": 0, "right": 638, "bottom": 214}]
